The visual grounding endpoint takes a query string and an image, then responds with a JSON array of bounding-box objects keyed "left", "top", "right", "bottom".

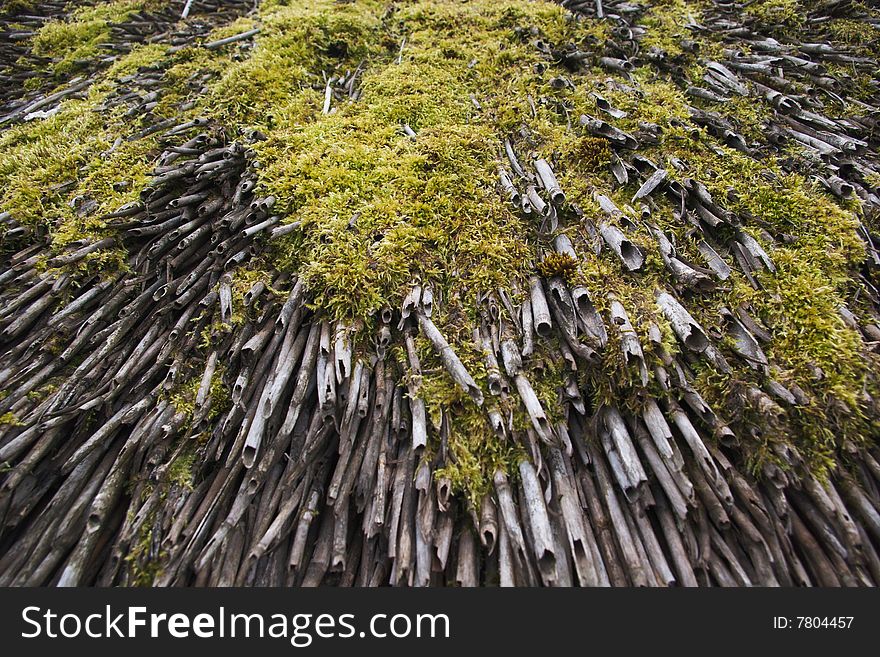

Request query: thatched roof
[{"left": 0, "top": 0, "right": 879, "bottom": 586}]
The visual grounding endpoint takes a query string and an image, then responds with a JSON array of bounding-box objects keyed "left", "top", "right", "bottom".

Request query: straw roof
[{"left": 0, "top": 0, "right": 879, "bottom": 586}]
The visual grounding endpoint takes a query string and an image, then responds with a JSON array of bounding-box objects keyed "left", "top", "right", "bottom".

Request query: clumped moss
[
  {"left": 124, "top": 443, "right": 199, "bottom": 585},
  {"left": 125, "top": 516, "right": 159, "bottom": 586},
  {"left": 5, "top": 0, "right": 879, "bottom": 495},
  {"left": 31, "top": 0, "right": 162, "bottom": 76},
  {"left": 168, "top": 365, "right": 230, "bottom": 424},
  {"left": 556, "top": 134, "right": 612, "bottom": 176},
  {"left": 826, "top": 18, "right": 879, "bottom": 50},
  {"left": 407, "top": 298, "right": 516, "bottom": 505},
  {"left": 538, "top": 252, "right": 578, "bottom": 282},
  {"left": 0, "top": 22, "right": 245, "bottom": 276},
  {"left": 247, "top": 0, "right": 573, "bottom": 323},
  {"left": 722, "top": 95, "right": 774, "bottom": 144},
  {"left": 1, "top": 1, "right": 36, "bottom": 13},
  {"left": 229, "top": 0, "right": 595, "bottom": 501},
  {"left": 744, "top": 0, "right": 805, "bottom": 30},
  {"left": 167, "top": 448, "right": 198, "bottom": 490},
  {"left": 453, "top": 0, "right": 880, "bottom": 477},
  {"left": 637, "top": 0, "right": 703, "bottom": 59},
  {"left": 0, "top": 412, "right": 24, "bottom": 427}
]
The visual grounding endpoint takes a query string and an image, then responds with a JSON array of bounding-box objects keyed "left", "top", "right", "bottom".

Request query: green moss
[
  {"left": 0, "top": 29, "right": 244, "bottom": 278},
  {"left": 124, "top": 494, "right": 164, "bottom": 586},
  {"left": 248, "top": 0, "right": 568, "bottom": 323},
  {"left": 167, "top": 449, "right": 197, "bottom": 490},
  {"left": 103, "top": 41, "right": 168, "bottom": 78},
  {"left": 823, "top": 61, "right": 878, "bottom": 103},
  {"left": 203, "top": 1, "right": 385, "bottom": 127},
  {"left": 168, "top": 364, "right": 230, "bottom": 423},
  {"left": 722, "top": 95, "right": 774, "bottom": 144},
  {"left": 826, "top": 18, "right": 879, "bottom": 50},
  {"left": 556, "top": 134, "right": 612, "bottom": 176},
  {"left": 1, "top": 1, "right": 36, "bottom": 13},
  {"left": 603, "top": 70, "right": 692, "bottom": 126},
  {"left": 125, "top": 443, "right": 199, "bottom": 585},
  {"left": 6, "top": 0, "right": 879, "bottom": 492},
  {"left": 31, "top": 1, "right": 161, "bottom": 76},
  {"left": 414, "top": 331, "right": 524, "bottom": 507},
  {"left": 638, "top": 0, "right": 704, "bottom": 59},
  {"left": 538, "top": 252, "right": 578, "bottom": 282},
  {"left": 622, "top": 98, "right": 872, "bottom": 474},
  {"left": 513, "top": 2, "right": 877, "bottom": 477},
  {"left": 229, "top": 267, "right": 275, "bottom": 324},
  {"left": 744, "top": 0, "right": 804, "bottom": 29}
]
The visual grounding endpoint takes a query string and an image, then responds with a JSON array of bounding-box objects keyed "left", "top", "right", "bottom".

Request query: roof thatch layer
[{"left": 0, "top": 0, "right": 879, "bottom": 586}]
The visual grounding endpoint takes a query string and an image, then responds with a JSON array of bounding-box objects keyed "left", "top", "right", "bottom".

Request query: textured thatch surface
[{"left": 0, "top": 0, "right": 879, "bottom": 586}]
